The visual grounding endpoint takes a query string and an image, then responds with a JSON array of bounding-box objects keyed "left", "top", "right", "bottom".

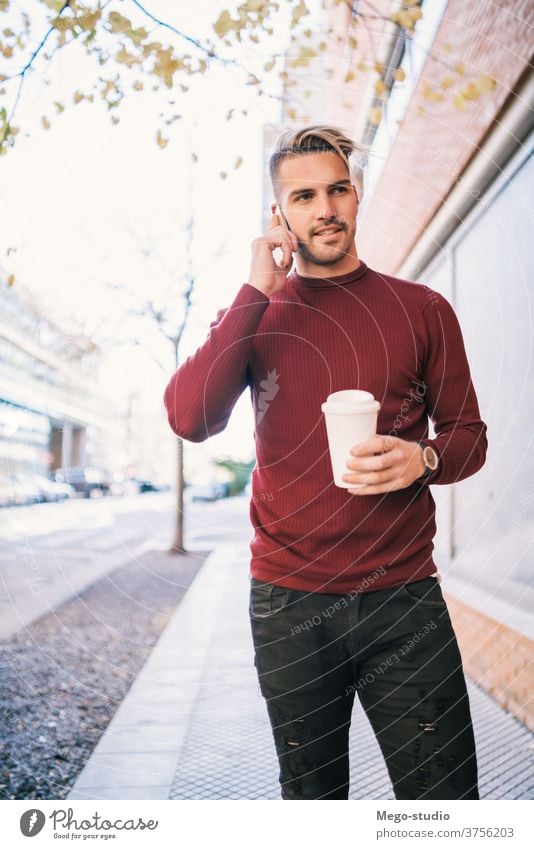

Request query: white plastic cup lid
[{"left": 321, "top": 389, "right": 380, "bottom": 415}]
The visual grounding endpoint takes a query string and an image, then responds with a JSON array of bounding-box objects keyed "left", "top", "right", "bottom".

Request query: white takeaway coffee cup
[{"left": 321, "top": 390, "right": 381, "bottom": 489}]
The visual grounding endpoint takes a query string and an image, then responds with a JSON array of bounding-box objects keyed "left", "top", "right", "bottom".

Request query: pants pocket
[
  {"left": 401, "top": 577, "right": 447, "bottom": 609},
  {"left": 249, "top": 578, "right": 290, "bottom": 618}
]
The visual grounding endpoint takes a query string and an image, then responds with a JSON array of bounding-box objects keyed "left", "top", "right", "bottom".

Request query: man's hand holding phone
[{"left": 247, "top": 208, "right": 298, "bottom": 298}]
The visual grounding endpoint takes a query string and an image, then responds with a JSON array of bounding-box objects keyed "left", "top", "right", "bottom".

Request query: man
[{"left": 163, "top": 125, "right": 488, "bottom": 800}]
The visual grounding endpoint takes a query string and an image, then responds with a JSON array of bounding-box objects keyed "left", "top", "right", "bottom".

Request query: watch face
[{"left": 423, "top": 446, "right": 439, "bottom": 471}]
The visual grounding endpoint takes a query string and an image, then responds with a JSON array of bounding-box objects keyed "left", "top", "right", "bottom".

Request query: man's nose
[{"left": 317, "top": 195, "right": 338, "bottom": 221}]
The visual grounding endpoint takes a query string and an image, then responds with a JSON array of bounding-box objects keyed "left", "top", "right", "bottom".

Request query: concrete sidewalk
[{"left": 68, "top": 543, "right": 534, "bottom": 800}]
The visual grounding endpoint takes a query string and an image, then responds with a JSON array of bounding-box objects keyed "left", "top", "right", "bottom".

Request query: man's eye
[
  {"left": 332, "top": 186, "right": 348, "bottom": 193},
  {"left": 297, "top": 193, "right": 312, "bottom": 201}
]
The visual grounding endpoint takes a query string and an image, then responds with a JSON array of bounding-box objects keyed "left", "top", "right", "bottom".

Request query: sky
[{"left": 0, "top": 1, "right": 326, "bottom": 476}]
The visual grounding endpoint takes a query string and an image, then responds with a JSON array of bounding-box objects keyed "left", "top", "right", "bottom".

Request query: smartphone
[{"left": 275, "top": 203, "right": 293, "bottom": 233}]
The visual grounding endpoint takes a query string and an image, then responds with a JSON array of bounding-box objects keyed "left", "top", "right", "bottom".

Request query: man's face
[{"left": 274, "top": 151, "right": 359, "bottom": 268}]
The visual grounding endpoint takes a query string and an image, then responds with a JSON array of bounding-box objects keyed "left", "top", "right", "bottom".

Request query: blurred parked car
[
  {"left": 0, "top": 475, "right": 39, "bottom": 506},
  {"left": 16, "top": 473, "right": 74, "bottom": 503},
  {"left": 0, "top": 476, "right": 15, "bottom": 507},
  {"left": 109, "top": 477, "right": 141, "bottom": 496},
  {"left": 14, "top": 476, "right": 43, "bottom": 505},
  {"left": 188, "top": 482, "right": 229, "bottom": 502},
  {"left": 54, "top": 467, "right": 111, "bottom": 498},
  {"left": 188, "top": 484, "right": 219, "bottom": 503},
  {"left": 137, "top": 479, "right": 164, "bottom": 493}
]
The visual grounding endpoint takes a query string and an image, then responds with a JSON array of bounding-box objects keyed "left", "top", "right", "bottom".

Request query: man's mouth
[{"left": 313, "top": 226, "right": 344, "bottom": 237}]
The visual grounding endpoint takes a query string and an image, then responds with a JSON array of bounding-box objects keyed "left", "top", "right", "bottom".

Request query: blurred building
[
  {"left": 0, "top": 269, "right": 127, "bottom": 480},
  {"left": 265, "top": 0, "right": 534, "bottom": 727}
]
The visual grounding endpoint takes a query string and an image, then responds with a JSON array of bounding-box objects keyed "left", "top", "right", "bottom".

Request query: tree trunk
[{"left": 170, "top": 436, "right": 186, "bottom": 553}]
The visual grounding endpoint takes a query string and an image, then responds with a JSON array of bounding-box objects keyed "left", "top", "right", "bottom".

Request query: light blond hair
[{"left": 269, "top": 124, "right": 366, "bottom": 196}]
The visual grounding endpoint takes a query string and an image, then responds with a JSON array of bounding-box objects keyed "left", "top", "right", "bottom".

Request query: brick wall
[
  {"left": 358, "top": 0, "right": 534, "bottom": 273},
  {"left": 445, "top": 592, "right": 534, "bottom": 732}
]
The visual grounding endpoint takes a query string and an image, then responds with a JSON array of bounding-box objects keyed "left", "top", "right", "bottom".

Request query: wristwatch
[{"left": 417, "top": 441, "right": 439, "bottom": 481}]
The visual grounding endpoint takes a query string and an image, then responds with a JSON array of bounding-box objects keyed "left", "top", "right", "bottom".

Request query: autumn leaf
[
  {"left": 142, "top": 41, "right": 163, "bottom": 57},
  {"left": 108, "top": 12, "right": 132, "bottom": 35},
  {"left": 234, "top": 156, "right": 243, "bottom": 169},
  {"left": 7, "top": 273, "right": 15, "bottom": 286},
  {"left": 288, "top": 46, "right": 317, "bottom": 68},
  {"left": 116, "top": 47, "right": 140, "bottom": 68},
  {"left": 156, "top": 129, "right": 168, "bottom": 148},
  {"left": 79, "top": 7, "right": 102, "bottom": 32},
  {"left": 478, "top": 73, "right": 497, "bottom": 93},
  {"left": 242, "top": 0, "right": 265, "bottom": 11},
  {"left": 128, "top": 27, "right": 148, "bottom": 47},
  {"left": 374, "top": 79, "right": 387, "bottom": 96},
  {"left": 461, "top": 82, "right": 481, "bottom": 100},
  {"left": 153, "top": 47, "right": 185, "bottom": 87},
  {"left": 101, "top": 79, "right": 119, "bottom": 100},
  {"left": 369, "top": 106, "right": 382, "bottom": 125},
  {"left": 291, "top": 0, "right": 309, "bottom": 28},
  {"left": 213, "top": 10, "right": 239, "bottom": 38}
]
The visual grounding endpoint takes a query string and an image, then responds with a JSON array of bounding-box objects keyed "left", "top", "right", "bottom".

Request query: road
[{"left": 0, "top": 493, "right": 252, "bottom": 640}]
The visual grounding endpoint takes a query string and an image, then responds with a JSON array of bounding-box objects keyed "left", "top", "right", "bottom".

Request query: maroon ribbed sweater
[{"left": 163, "top": 261, "right": 487, "bottom": 594}]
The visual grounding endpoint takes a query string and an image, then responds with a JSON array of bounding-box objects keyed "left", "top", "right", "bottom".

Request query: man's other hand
[{"left": 342, "top": 435, "right": 426, "bottom": 495}]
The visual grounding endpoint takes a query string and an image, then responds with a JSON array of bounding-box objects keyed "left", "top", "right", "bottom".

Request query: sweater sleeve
[
  {"left": 418, "top": 290, "right": 488, "bottom": 485},
  {"left": 163, "top": 283, "right": 270, "bottom": 442}
]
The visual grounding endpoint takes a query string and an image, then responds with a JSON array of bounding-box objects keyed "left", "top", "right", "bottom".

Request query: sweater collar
[{"left": 289, "top": 260, "right": 368, "bottom": 289}]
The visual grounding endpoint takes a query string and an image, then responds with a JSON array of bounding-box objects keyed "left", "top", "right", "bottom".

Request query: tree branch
[
  {"left": 7, "top": 1, "right": 72, "bottom": 124},
  {"left": 129, "top": 0, "right": 239, "bottom": 68}
]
